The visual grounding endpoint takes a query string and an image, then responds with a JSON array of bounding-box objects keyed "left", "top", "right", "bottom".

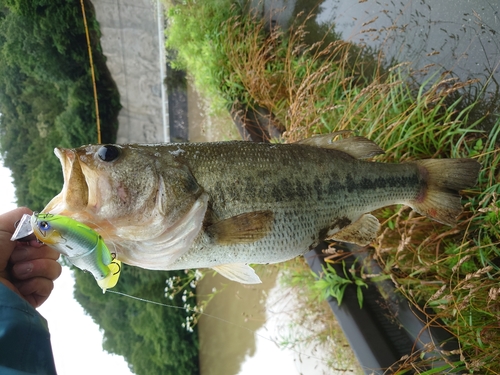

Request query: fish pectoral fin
[
  {"left": 325, "top": 214, "right": 380, "bottom": 246},
  {"left": 297, "top": 132, "right": 384, "bottom": 159},
  {"left": 212, "top": 263, "right": 262, "bottom": 284},
  {"left": 206, "top": 211, "right": 274, "bottom": 245}
]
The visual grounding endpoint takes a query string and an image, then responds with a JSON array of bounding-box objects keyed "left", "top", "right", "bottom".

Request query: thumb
[{"left": 0, "top": 207, "right": 34, "bottom": 269}]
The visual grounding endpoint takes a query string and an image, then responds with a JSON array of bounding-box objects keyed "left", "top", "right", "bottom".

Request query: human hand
[{"left": 0, "top": 207, "right": 62, "bottom": 308}]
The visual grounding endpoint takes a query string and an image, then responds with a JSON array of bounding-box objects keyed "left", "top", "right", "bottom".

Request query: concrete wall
[{"left": 92, "top": 0, "right": 167, "bottom": 144}]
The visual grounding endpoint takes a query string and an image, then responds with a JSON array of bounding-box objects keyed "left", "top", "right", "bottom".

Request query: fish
[
  {"left": 30, "top": 212, "right": 122, "bottom": 292},
  {"left": 41, "top": 134, "right": 480, "bottom": 284}
]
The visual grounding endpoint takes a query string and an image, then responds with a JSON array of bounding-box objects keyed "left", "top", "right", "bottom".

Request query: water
[
  {"left": 186, "top": 79, "right": 240, "bottom": 143},
  {"left": 196, "top": 270, "right": 354, "bottom": 375},
  {"left": 315, "top": 0, "right": 500, "bottom": 88},
  {"left": 196, "top": 271, "right": 279, "bottom": 375},
  {"left": 256, "top": 0, "right": 500, "bottom": 130}
]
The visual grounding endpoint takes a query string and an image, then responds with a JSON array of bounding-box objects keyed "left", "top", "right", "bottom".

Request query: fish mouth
[{"left": 43, "top": 148, "right": 89, "bottom": 215}]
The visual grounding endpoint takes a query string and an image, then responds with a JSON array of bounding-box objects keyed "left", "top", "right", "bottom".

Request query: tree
[
  {"left": 0, "top": 0, "right": 120, "bottom": 208},
  {"left": 73, "top": 266, "right": 200, "bottom": 375}
]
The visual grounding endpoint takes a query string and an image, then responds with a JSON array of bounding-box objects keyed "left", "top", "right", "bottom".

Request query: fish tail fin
[{"left": 410, "top": 159, "right": 481, "bottom": 225}]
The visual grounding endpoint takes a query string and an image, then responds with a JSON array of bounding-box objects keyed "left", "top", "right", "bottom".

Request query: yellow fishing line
[{"left": 79, "top": 0, "right": 101, "bottom": 144}]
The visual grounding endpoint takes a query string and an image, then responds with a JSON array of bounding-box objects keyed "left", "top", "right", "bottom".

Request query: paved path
[{"left": 92, "top": 0, "right": 167, "bottom": 144}]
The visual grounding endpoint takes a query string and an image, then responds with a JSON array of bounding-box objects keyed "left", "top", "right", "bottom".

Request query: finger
[
  {"left": 27, "top": 239, "right": 45, "bottom": 248},
  {"left": 0, "top": 207, "right": 33, "bottom": 267},
  {"left": 0, "top": 207, "right": 33, "bottom": 234},
  {"left": 18, "top": 239, "right": 46, "bottom": 248},
  {"left": 14, "top": 277, "right": 54, "bottom": 308},
  {"left": 11, "top": 258, "right": 62, "bottom": 282},
  {"left": 10, "top": 245, "right": 60, "bottom": 263}
]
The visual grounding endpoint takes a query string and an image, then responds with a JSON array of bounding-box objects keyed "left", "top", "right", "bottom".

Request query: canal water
[
  {"left": 197, "top": 270, "right": 349, "bottom": 375},
  {"left": 259, "top": 0, "right": 499, "bottom": 91},
  {"left": 316, "top": 0, "right": 499, "bottom": 82}
]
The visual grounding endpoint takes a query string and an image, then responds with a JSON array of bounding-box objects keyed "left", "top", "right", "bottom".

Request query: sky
[{"left": 0, "top": 161, "right": 134, "bottom": 375}]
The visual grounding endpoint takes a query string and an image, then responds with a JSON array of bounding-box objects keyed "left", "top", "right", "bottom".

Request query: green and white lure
[{"left": 13, "top": 213, "right": 121, "bottom": 293}]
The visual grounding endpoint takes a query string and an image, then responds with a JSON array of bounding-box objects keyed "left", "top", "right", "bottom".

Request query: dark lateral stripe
[
  {"left": 321, "top": 171, "right": 421, "bottom": 198},
  {"left": 211, "top": 167, "right": 422, "bottom": 205}
]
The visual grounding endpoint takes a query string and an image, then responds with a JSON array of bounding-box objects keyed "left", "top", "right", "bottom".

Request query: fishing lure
[{"left": 29, "top": 213, "right": 121, "bottom": 292}]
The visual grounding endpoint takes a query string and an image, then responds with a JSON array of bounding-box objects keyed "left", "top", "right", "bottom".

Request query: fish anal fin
[
  {"left": 297, "top": 132, "right": 384, "bottom": 159},
  {"left": 207, "top": 210, "right": 274, "bottom": 245},
  {"left": 325, "top": 214, "right": 380, "bottom": 246},
  {"left": 212, "top": 263, "right": 262, "bottom": 284}
]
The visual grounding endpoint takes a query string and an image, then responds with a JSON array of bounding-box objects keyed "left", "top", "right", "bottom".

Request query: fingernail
[
  {"left": 11, "top": 248, "right": 28, "bottom": 262},
  {"left": 16, "top": 262, "right": 33, "bottom": 277}
]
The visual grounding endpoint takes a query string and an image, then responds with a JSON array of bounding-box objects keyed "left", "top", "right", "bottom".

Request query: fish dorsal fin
[
  {"left": 297, "top": 132, "right": 384, "bottom": 159},
  {"left": 325, "top": 214, "right": 380, "bottom": 246},
  {"left": 212, "top": 263, "right": 262, "bottom": 284},
  {"left": 206, "top": 211, "right": 274, "bottom": 245}
]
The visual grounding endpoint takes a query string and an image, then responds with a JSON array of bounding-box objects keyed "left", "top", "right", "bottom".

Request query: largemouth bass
[{"left": 42, "top": 135, "right": 480, "bottom": 283}]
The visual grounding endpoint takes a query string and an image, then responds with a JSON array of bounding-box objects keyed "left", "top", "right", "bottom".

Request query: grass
[{"left": 165, "top": 1, "right": 500, "bottom": 373}]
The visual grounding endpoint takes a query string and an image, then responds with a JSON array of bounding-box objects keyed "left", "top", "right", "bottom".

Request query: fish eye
[
  {"left": 97, "top": 145, "right": 120, "bottom": 162},
  {"left": 39, "top": 221, "right": 51, "bottom": 231}
]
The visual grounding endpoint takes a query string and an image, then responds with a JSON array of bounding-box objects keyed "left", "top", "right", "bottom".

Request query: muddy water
[
  {"left": 196, "top": 270, "right": 278, "bottom": 375},
  {"left": 185, "top": 80, "right": 240, "bottom": 143},
  {"left": 315, "top": 0, "right": 500, "bottom": 88},
  {"left": 196, "top": 269, "right": 346, "bottom": 375}
]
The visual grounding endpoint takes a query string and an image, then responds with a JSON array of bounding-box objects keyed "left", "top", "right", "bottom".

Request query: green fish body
[{"left": 43, "top": 135, "right": 480, "bottom": 283}]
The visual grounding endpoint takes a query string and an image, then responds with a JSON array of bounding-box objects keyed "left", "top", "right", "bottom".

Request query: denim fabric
[{"left": 0, "top": 284, "right": 56, "bottom": 374}]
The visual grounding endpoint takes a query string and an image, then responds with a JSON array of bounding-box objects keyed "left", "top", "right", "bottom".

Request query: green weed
[{"left": 312, "top": 262, "right": 368, "bottom": 308}]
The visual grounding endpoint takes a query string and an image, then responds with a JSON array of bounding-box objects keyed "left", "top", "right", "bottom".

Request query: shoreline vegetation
[{"left": 165, "top": 0, "right": 499, "bottom": 373}]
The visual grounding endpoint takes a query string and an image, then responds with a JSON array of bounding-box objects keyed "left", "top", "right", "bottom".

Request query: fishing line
[
  {"left": 79, "top": 0, "right": 101, "bottom": 144},
  {"left": 107, "top": 289, "right": 332, "bottom": 365}
]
